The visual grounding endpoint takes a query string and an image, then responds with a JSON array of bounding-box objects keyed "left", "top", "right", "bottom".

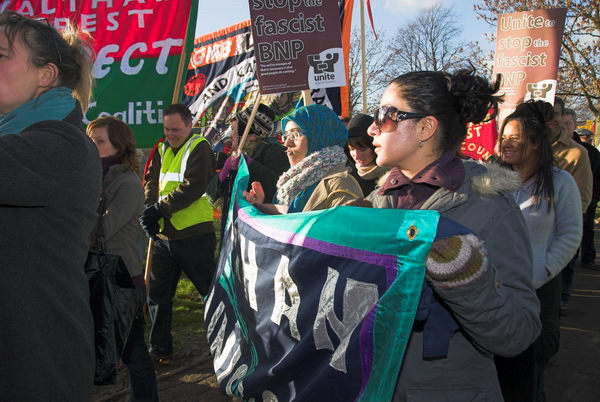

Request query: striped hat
[
  {"left": 426, "top": 234, "right": 488, "bottom": 289},
  {"left": 236, "top": 104, "right": 275, "bottom": 139}
]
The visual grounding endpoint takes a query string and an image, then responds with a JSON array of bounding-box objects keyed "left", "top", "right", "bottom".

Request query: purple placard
[{"left": 248, "top": 0, "right": 346, "bottom": 94}]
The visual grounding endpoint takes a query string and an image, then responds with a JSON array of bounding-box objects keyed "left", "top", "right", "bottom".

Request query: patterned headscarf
[{"left": 281, "top": 104, "right": 348, "bottom": 155}]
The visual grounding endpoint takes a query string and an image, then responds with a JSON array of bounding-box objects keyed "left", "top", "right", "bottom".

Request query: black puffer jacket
[{"left": 248, "top": 140, "right": 290, "bottom": 202}]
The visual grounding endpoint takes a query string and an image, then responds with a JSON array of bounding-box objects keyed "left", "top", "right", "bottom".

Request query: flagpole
[{"left": 360, "top": 0, "right": 367, "bottom": 113}]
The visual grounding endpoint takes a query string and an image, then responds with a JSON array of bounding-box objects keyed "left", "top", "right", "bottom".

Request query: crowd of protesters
[{"left": 1, "top": 11, "right": 598, "bottom": 402}]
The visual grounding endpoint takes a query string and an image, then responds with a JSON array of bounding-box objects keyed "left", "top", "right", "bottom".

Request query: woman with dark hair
[
  {"left": 0, "top": 12, "right": 100, "bottom": 400},
  {"left": 495, "top": 100, "right": 581, "bottom": 402},
  {"left": 365, "top": 69, "right": 541, "bottom": 400},
  {"left": 87, "top": 116, "right": 159, "bottom": 401},
  {"left": 345, "top": 113, "right": 387, "bottom": 195}
]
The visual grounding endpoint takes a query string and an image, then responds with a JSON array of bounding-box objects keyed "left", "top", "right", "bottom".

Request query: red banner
[
  {"left": 4, "top": 0, "right": 197, "bottom": 148},
  {"left": 4, "top": 0, "right": 190, "bottom": 59},
  {"left": 460, "top": 109, "right": 497, "bottom": 161}
]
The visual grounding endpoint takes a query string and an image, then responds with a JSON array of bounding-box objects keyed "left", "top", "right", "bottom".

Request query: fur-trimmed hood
[
  {"left": 374, "top": 160, "right": 522, "bottom": 197},
  {"left": 468, "top": 161, "right": 522, "bottom": 197}
]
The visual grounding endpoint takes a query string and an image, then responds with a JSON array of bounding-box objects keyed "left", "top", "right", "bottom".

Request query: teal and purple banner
[{"left": 205, "top": 158, "right": 441, "bottom": 401}]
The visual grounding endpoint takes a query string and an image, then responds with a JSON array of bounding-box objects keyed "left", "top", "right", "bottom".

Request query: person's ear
[
  {"left": 417, "top": 115, "right": 439, "bottom": 143},
  {"left": 38, "top": 63, "right": 60, "bottom": 88}
]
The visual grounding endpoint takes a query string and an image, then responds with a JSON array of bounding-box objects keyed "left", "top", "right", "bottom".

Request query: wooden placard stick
[
  {"left": 234, "top": 94, "right": 263, "bottom": 157},
  {"left": 302, "top": 89, "right": 313, "bottom": 106}
]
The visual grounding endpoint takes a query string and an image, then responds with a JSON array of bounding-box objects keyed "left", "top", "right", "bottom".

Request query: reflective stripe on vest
[{"left": 158, "top": 134, "right": 212, "bottom": 230}]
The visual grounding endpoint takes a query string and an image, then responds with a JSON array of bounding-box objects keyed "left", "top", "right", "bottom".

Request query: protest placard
[
  {"left": 493, "top": 8, "right": 567, "bottom": 123},
  {"left": 248, "top": 0, "right": 346, "bottom": 95}
]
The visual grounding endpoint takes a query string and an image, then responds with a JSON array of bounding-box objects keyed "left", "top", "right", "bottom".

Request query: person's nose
[
  {"left": 367, "top": 122, "right": 379, "bottom": 137},
  {"left": 501, "top": 139, "right": 516, "bottom": 150}
]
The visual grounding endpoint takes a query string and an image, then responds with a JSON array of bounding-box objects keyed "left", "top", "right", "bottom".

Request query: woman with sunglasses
[
  {"left": 365, "top": 69, "right": 541, "bottom": 401},
  {"left": 244, "top": 104, "right": 363, "bottom": 213},
  {"left": 495, "top": 100, "right": 581, "bottom": 402},
  {"left": 0, "top": 12, "right": 100, "bottom": 400}
]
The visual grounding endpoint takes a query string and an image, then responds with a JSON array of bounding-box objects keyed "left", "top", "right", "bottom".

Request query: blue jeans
[{"left": 148, "top": 233, "right": 216, "bottom": 353}]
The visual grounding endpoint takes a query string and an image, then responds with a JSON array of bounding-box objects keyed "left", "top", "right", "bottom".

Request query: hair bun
[
  {"left": 513, "top": 100, "right": 554, "bottom": 126},
  {"left": 449, "top": 69, "right": 502, "bottom": 125}
]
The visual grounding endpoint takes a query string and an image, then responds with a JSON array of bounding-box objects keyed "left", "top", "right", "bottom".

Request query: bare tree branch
[
  {"left": 348, "top": 29, "right": 393, "bottom": 115},
  {"left": 388, "top": 4, "right": 483, "bottom": 75}
]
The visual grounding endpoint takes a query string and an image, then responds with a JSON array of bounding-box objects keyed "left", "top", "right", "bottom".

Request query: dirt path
[
  {"left": 91, "top": 351, "right": 233, "bottom": 402},
  {"left": 546, "top": 260, "right": 600, "bottom": 401}
]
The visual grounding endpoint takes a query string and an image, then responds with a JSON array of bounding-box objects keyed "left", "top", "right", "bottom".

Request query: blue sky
[{"left": 196, "top": 0, "right": 496, "bottom": 52}]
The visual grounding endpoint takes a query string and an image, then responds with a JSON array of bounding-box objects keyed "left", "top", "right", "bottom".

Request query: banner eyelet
[{"left": 406, "top": 225, "right": 418, "bottom": 240}]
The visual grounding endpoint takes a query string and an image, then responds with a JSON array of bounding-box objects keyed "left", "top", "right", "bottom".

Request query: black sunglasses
[
  {"left": 34, "top": 18, "right": 62, "bottom": 65},
  {"left": 372, "top": 106, "right": 428, "bottom": 130}
]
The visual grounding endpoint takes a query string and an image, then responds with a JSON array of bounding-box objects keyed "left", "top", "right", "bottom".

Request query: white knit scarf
[{"left": 275, "top": 145, "right": 347, "bottom": 205}]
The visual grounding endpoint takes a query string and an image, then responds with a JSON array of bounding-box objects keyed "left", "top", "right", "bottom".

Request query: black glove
[{"left": 140, "top": 203, "right": 162, "bottom": 239}]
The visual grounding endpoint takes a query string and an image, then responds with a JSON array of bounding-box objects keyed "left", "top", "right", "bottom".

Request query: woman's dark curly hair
[
  {"left": 500, "top": 100, "right": 556, "bottom": 209},
  {"left": 390, "top": 69, "right": 502, "bottom": 153}
]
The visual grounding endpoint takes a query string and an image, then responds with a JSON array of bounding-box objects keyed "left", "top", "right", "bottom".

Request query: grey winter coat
[
  {"left": 0, "top": 109, "right": 101, "bottom": 401},
  {"left": 96, "top": 164, "right": 145, "bottom": 278},
  {"left": 367, "top": 160, "right": 541, "bottom": 402}
]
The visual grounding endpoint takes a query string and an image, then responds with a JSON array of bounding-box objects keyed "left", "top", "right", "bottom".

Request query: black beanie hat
[
  {"left": 236, "top": 104, "right": 276, "bottom": 139},
  {"left": 347, "top": 113, "right": 374, "bottom": 138}
]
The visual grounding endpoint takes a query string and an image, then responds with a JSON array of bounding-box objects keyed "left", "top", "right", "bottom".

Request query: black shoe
[
  {"left": 559, "top": 301, "right": 568, "bottom": 316},
  {"left": 149, "top": 346, "right": 172, "bottom": 361},
  {"left": 581, "top": 262, "right": 600, "bottom": 271}
]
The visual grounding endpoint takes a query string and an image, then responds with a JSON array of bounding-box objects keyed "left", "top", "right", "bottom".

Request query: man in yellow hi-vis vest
[{"left": 141, "top": 104, "right": 216, "bottom": 359}]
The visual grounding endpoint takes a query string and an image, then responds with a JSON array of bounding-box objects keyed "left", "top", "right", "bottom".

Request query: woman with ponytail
[
  {"left": 0, "top": 12, "right": 101, "bottom": 400},
  {"left": 495, "top": 100, "right": 581, "bottom": 401},
  {"left": 365, "top": 69, "right": 541, "bottom": 400}
]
